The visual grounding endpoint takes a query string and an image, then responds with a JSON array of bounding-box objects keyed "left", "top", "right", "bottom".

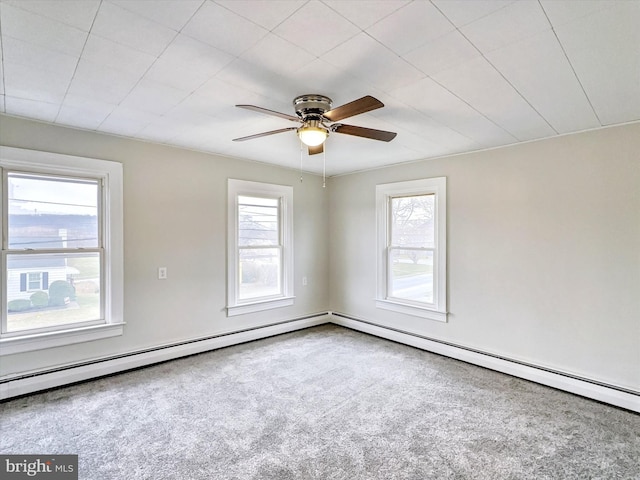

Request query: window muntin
[
  {"left": 227, "top": 179, "right": 294, "bottom": 316},
  {"left": 376, "top": 178, "right": 447, "bottom": 322}
]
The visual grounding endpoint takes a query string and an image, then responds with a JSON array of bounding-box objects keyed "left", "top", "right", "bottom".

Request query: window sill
[
  {"left": 376, "top": 299, "right": 448, "bottom": 322},
  {"left": 227, "top": 296, "right": 295, "bottom": 317},
  {"left": 0, "top": 322, "right": 125, "bottom": 355}
]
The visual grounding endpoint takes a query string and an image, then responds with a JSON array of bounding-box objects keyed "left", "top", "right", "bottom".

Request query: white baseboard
[
  {"left": 0, "top": 313, "right": 329, "bottom": 400},
  {"left": 330, "top": 313, "right": 640, "bottom": 413}
]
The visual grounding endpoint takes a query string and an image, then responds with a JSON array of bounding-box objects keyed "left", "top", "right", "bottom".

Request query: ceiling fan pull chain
[
  {"left": 299, "top": 139, "right": 304, "bottom": 183},
  {"left": 323, "top": 142, "right": 326, "bottom": 189}
]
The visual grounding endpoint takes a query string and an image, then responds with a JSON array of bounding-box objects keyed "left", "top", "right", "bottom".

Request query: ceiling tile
[
  {"left": 145, "top": 34, "right": 234, "bottom": 91},
  {"left": 98, "top": 106, "right": 157, "bottom": 137},
  {"left": 273, "top": 1, "right": 361, "bottom": 56},
  {"left": 366, "top": 1, "right": 455, "bottom": 55},
  {"left": 432, "top": 57, "right": 555, "bottom": 141},
  {"left": 0, "top": 3, "right": 88, "bottom": 56},
  {"left": 56, "top": 95, "right": 115, "bottom": 130},
  {"left": 4, "top": 96, "right": 59, "bottom": 122},
  {"left": 82, "top": 34, "right": 157, "bottom": 78},
  {"left": 402, "top": 30, "right": 481, "bottom": 77},
  {"left": 215, "top": 0, "right": 306, "bottom": 30},
  {"left": 1, "top": 35, "right": 78, "bottom": 77},
  {"left": 68, "top": 58, "right": 142, "bottom": 104},
  {"left": 551, "top": 2, "right": 640, "bottom": 126},
  {"left": 461, "top": 0, "right": 550, "bottom": 53},
  {"left": 322, "top": 32, "right": 425, "bottom": 92},
  {"left": 391, "top": 77, "right": 515, "bottom": 147},
  {"left": 2, "top": 0, "right": 100, "bottom": 31},
  {"left": 486, "top": 29, "right": 600, "bottom": 133},
  {"left": 215, "top": 59, "right": 297, "bottom": 104},
  {"left": 323, "top": 0, "right": 409, "bottom": 29},
  {"left": 432, "top": 0, "right": 514, "bottom": 27},
  {"left": 91, "top": 1, "right": 177, "bottom": 56},
  {"left": 109, "top": 0, "right": 203, "bottom": 30},
  {"left": 240, "top": 33, "right": 316, "bottom": 76},
  {"left": 182, "top": 1, "right": 268, "bottom": 56},
  {"left": 287, "top": 59, "right": 366, "bottom": 101},
  {"left": 120, "top": 79, "right": 191, "bottom": 115},
  {"left": 3, "top": 62, "right": 72, "bottom": 103},
  {"left": 192, "top": 77, "right": 264, "bottom": 113}
]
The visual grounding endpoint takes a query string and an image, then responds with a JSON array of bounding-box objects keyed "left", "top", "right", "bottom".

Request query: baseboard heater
[
  {"left": 0, "top": 313, "right": 330, "bottom": 401},
  {"left": 330, "top": 312, "right": 639, "bottom": 413}
]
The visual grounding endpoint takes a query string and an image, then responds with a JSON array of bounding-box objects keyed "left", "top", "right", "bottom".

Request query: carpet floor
[{"left": 1, "top": 324, "right": 638, "bottom": 479}]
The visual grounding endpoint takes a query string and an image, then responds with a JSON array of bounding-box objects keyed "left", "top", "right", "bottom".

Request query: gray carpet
[{"left": 1, "top": 325, "right": 638, "bottom": 479}]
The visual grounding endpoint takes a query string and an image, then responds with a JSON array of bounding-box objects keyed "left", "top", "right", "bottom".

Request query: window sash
[
  {"left": 236, "top": 195, "right": 284, "bottom": 302},
  {"left": 1, "top": 167, "right": 106, "bottom": 337}
]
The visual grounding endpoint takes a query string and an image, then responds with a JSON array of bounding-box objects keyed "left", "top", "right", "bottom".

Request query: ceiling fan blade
[
  {"left": 323, "top": 95, "right": 384, "bottom": 122},
  {"left": 236, "top": 104, "right": 300, "bottom": 122},
  {"left": 308, "top": 144, "right": 323, "bottom": 155},
  {"left": 233, "top": 127, "right": 297, "bottom": 142},
  {"left": 332, "top": 124, "right": 397, "bottom": 142}
]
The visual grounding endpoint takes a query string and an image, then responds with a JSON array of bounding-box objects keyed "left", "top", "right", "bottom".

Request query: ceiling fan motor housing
[{"left": 293, "top": 94, "right": 333, "bottom": 121}]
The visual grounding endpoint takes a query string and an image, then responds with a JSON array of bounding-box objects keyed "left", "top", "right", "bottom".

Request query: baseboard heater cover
[
  {"left": 0, "top": 313, "right": 330, "bottom": 401},
  {"left": 330, "top": 312, "right": 640, "bottom": 413}
]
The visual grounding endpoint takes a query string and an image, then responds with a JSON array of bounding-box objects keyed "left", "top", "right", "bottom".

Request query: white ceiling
[{"left": 0, "top": 0, "right": 638, "bottom": 176}]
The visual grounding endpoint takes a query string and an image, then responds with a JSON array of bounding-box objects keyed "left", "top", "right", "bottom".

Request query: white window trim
[
  {"left": 0, "top": 146, "right": 124, "bottom": 354},
  {"left": 227, "top": 179, "right": 294, "bottom": 316},
  {"left": 376, "top": 177, "right": 447, "bottom": 322}
]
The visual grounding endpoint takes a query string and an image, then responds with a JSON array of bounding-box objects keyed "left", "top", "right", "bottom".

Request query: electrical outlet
[
  {"left": 158, "top": 267, "right": 167, "bottom": 280},
  {"left": 302, "top": 276, "right": 308, "bottom": 286}
]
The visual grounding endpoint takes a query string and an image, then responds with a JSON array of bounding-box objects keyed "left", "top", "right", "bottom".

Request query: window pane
[
  {"left": 6, "top": 253, "right": 101, "bottom": 332},
  {"left": 238, "top": 248, "right": 281, "bottom": 300},
  {"left": 8, "top": 173, "right": 99, "bottom": 249},
  {"left": 389, "top": 249, "right": 434, "bottom": 304},
  {"left": 238, "top": 196, "right": 279, "bottom": 247},
  {"left": 391, "top": 194, "right": 434, "bottom": 248}
]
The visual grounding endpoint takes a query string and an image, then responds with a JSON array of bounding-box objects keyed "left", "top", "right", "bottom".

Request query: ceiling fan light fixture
[{"left": 297, "top": 125, "right": 328, "bottom": 147}]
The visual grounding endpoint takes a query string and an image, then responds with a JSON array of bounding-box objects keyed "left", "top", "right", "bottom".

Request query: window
[
  {"left": 227, "top": 179, "right": 294, "bottom": 316},
  {"left": 376, "top": 177, "right": 447, "bottom": 322},
  {"left": 0, "top": 147, "right": 123, "bottom": 354}
]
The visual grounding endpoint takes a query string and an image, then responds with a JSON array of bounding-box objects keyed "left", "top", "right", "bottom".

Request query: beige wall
[
  {"left": 329, "top": 123, "right": 640, "bottom": 392},
  {"left": 2, "top": 114, "right": 638, "bottom": 394},
  {"left": 0, "top": 115, "right": 329, "bottom": 375}
]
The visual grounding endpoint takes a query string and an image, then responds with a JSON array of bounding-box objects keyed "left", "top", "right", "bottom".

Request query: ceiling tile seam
[
  {"left": 53, "top": 0, "right": 105, "bottom": 124},
  {"left": 430, "top": 0, "right": 558, "bottom": 138},
  {"left": 537, "top": 0, "right": 602, "bottom": 126}
]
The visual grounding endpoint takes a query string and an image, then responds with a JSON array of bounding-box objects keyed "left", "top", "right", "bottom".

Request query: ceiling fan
[{"left": 233, "top": 94, "right": 397, "bottom": 155}]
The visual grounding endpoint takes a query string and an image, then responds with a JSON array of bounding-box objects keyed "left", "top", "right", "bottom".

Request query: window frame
[
  {"left": 376, "top": 177, "right": 447, "bottom": 322},
  {"left": 227, "top": 179, "right": 294, "bottom": 316},
  {"left": 0, "top": 146, "right": 124, "bottom": 355}
]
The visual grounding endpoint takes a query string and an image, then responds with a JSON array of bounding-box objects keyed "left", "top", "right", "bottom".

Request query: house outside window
[
  {"left": 0, "top": 147, "right": 123, "bottom": 355},
  {"left": 376, "top": 177, "right": 447, "bottom": 322},
  {"left": 227, "top": 179, "right": 294, "bottom": 316}
]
